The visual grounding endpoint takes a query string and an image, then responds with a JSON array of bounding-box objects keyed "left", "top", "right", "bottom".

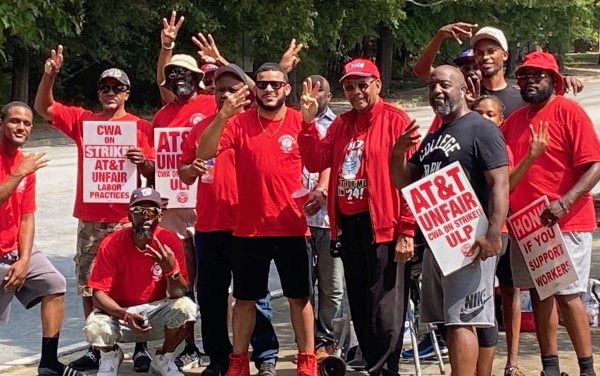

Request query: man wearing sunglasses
[
  {"left": 0, "top": 101, "right": 84, "bottom": 376},
  {"left": 179, "top": 64, "right": 280, "bottom": 376},
  {"left": 83, "top": 187, "right": 197, "bottom": 376},
  {"left": 34, "top": 45, "right": 156, "bottom": 372},
  {"left": 197, "top": 62, "right": 317, "bottom": 376},
  {"left": 299, "top": 58, "right": 416, "bottom": 376},
  {"left": 502, "top": 51, "right": 600, "bottom": 376},
  {"left": 152, "top": 53, "right": 219, "bottom": 368}
]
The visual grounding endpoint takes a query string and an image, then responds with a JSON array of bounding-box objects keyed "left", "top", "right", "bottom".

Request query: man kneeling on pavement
[{"left": 83, "top": 187, "right": 197, "bottom": 376}]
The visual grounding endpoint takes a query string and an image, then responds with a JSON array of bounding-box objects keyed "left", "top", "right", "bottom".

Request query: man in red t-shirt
[
  {"left": 34, "top": 45, "right": 156, "bottom": 371},
  {"left": 0, "top": 102, "right": 83, "bottom": 376},
  {"left": 179, "top": 64, "right": 280, "bottom": 376},
  {"left": 502, "top": 51, "right": 600, "bottom": 376},
  {"left": 197, "top": 63, "right": 317, "bottom": 376},
  {"left": 152, "top": 52, "right": 217, "bottom": 365},
  {"left": 83, "top": 187, "right": 196, "bottom": 376}
]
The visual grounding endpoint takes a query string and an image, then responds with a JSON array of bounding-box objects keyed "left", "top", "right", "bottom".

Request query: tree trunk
[
  {"left": 506, "top": 44, "right": 519, "bottom": 78},
  {"left": 376, "top": 24, "right": 393, "bottom": 97},
  {"left": 11, "top": 39, "right": 29, "bottom": 103}
]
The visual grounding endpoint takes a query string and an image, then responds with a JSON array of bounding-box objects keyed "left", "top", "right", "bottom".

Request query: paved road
[{"left": 3, "top": 81, "right": 600, "bottom": 365}]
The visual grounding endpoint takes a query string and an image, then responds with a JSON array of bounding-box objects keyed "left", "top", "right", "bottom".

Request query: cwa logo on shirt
[
  {"left": 189, "top": 113, "right": 206, "bottom": 126},
  {"left": 278, "top": 134, "right": 295, "bottom": 153},
  {"left": 17, "top": 177, "right": 27, "bottom": 193},
  {"left": 151, "top": 262, "right": 163, "bottom": 281},
  {"left": 341, "top": 139, "right": 364, "bottom": 179}
]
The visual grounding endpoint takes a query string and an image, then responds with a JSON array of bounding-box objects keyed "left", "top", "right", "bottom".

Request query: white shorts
[{"left": 510, "top": 231, "right": 592, "bottom": 295}]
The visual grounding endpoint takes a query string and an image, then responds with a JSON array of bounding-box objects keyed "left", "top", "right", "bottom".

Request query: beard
[
  {"left": 256, "top": 95, "right": 286, "bottom": 112},
  {"left": 133, "top": 219, "right": 158, "bottom": 240},
  {"left": 432, "top": 96, "right": 461, "bottom": 116},
  {"left": 169, "top": 76, "right": 196, "bottom": 97},
  {"left": 481, "top": 66, "right": 501, "bottom": 78},
  {"left": 521, "top": 84, "right": 553, "bottom": 104}
]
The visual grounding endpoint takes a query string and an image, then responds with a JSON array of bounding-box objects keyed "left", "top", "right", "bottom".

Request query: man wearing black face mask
[
  {"left": 83, "top": 187, "right": 197, "bottom": 376},
  {"left": 152, "top": 53, "right": 218, "bottom": 367}
]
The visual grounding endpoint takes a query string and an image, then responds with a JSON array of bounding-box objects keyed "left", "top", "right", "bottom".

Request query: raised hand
[
  {"left": 219, "top": 85, "right": 250, "bottom": 119},
  {"left": 145, "top": 237, "right": 178, "bottom": 274},
  {"left": 279, "top": 38, "right": 304, "bottom": 73},
  {"left": 14, "top": 152, "right": 48, "bottom": 177},
  {"left": 161, "top": 10, "right": 185, "bottom": 46},
  {"left": 192, "top": 33, "right": 225, "bottom": 65},
  {"left": 528, "top": 120, "right": 550, "bottom": 159},
  {"left": 466, "top": 76, "right": 481, "bottom": 104},
  {"left": 44, "top": 45, "right": 63, "bottom": 76},
  {"left": 437, "top": 22, "right": 478, "bottom": 44},
  {"left": 392, "top": 120, "right": 420, "bottom": 158},
  {"left": 301, "top": 77, "right": 320, "bottom": 123}
]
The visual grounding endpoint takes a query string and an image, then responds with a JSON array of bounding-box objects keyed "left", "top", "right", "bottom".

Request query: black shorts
[
  {"left": 231, "top": 236, "right": 314, "bottom": 300},
  {"left": 496, "top": 234, "right": 513, "bottom": 287}
]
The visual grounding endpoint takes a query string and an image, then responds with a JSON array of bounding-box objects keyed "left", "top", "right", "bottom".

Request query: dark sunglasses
[
  {"left": 129, "top": 206, "right": 161, "bottom": 219},
  {"left": 516, "top": 72, "right": 548, "bottom": 82},
  {"left": 167, "top": 67, "right": 192, "bottom": 79},
  {"left": 343, "top": 81, "right": 375, "bottom": 92},
  {"left": 98, "top": 84, "right": 129, "bottom": 94},
  {"left": 255, "top": 81, "right": 286, "bottom": 90}
]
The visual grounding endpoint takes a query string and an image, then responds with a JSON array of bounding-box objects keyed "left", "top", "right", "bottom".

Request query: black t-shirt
[
  {"left": 481, "top": 84, "right": 524, "bottom": 117},
  {"left": 409, "top": 111, "right": 508, "bottom": 214}
]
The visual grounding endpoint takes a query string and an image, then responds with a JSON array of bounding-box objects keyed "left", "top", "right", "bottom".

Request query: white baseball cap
[{"left": 470, "top": 26, "right": 508, "bottom": 51}]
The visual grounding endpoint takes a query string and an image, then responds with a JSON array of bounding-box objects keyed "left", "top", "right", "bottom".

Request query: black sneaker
[
  {"left": 68, "top": 347, "right": 100, "bottom": 371},
  {"left": 201, "top": 359, "right": 228, "bottom": 376},
  {"left": 38, "top": 365, "right": 84, "bottom": 376},
  {"left": 258, "top": 362, "right": 277, "bottom": 376},
  {"left": 133, "top": 348, "right": 152, "bottom": 372}
]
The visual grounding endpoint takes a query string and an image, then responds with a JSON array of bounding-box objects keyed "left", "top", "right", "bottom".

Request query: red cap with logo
[
  {"left": 201, "top": 63, "right": 219, "bottom": 74},
  {"left": 339, "top": 58, "right": 380, "bottom": 82},
  {"left": 515, "top": 51, "right": 564, "bottom": 95}
]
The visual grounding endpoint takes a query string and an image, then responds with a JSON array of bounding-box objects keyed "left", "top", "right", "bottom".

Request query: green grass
[{"left": 565, "top": 52, "right": 599, "bottom": 65}]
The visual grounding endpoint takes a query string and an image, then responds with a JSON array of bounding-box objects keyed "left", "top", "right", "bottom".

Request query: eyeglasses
[
  {"left": 203, "top": 78, "right": 214, "bottom": 86},
  {"left": 98, "top": 84, "right": 129, "bottom": 94},
  {"left": 167, "top": 67, "right": 192, "bottom": 79},
  {"left": 516, "top": 72, "right": 548, "bottom": 82},
  {"left": 255, "top": 81, "right": 286, "bottom": 90},
  {"left": 343, "top": 81, "right": 375, "bottom": 92},
  {"left": 129, "top": 206, "right": 161, "bottom": 219}
]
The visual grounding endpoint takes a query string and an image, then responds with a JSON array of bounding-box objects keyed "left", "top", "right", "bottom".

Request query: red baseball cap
[
  {"left": 201, "top": 63, "right": 219, "bottom": 74},
  {"left": 515, "top": 51, "right": 564, "bottom": 95},
  {"left": 339, "top": 58, "right": 380, "bottom": 82}
]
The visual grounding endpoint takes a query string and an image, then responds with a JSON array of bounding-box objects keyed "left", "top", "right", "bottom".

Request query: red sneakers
[
  {"left": 297, "top": 352, "right": 318, "bottom": 376},
  {"left": 225, "top": 353, "right": 250, "bottom": 376}
]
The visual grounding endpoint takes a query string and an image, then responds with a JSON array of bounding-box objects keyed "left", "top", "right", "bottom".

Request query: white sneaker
[
  {"left": 150, "top": 352, "right": 184, "bottom": 376},
  {"left": 97, "top": 346, "right": 124, "bottom": 376}
]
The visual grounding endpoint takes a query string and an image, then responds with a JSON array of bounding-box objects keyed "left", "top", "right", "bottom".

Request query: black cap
[{"left": 130, "top": 187, "right": 162, "bottom": 207}]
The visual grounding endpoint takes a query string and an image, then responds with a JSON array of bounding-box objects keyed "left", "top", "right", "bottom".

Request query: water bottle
[{"left": 201, "top": 158, "right": 215, "bottom": 184}]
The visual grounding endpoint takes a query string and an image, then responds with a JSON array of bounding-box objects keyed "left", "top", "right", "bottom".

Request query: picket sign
[
  {"left": 154, "top": 128, "right": 197, "bottom": 208},
  {"left": 401, "top": 162, "right": 488, "bottom": 276},
  {"left": 507, "top": 195, "right": 578, "bottom": 300},
  {"left": 83, "top": 121, "right": 137, "bottom": 203}
]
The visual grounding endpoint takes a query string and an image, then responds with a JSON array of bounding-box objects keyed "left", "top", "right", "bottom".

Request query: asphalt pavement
[{"left": 2, "top": 81, "right": 600, "bottom": 374}]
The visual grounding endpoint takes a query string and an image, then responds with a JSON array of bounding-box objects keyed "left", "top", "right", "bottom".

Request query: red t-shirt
[
  {"left": 337, "top": 130, "right": 369, "bottom": 215},
  {"left": 88, "top": 226, "right": 188, "bottom": 307},
  {"left": 502, "top": 96, "right": 600, "bottom": 231},
  {"left": 51, "top": 102, "right": 155, "bottom": 223},
  {"left": 0, "top": 148, "right": 36, "bottom": 256},
  {"left": 427, "top": 115, "right": 443, "bottom": 134},
  {"left": 152, "top": 94, "right": 217, "bottom": 130},
  {"left": 179, "top": 114, "right": 238, "bottom": 231},
  {"left": 219, "top": 108, "right": 309, "bottom": 237}
]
